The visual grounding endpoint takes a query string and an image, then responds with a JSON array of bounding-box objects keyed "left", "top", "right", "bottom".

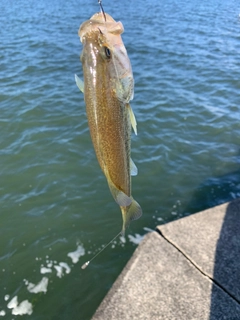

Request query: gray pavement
[{"left": 92, "top": 199, "right": 240, "bottom": 320}]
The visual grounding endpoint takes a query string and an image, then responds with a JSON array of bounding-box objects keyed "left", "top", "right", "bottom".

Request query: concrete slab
[
  {"left": 92, "top": 230, "right": 240, "bottom": 320},
  {"left": 158, "top": 202, "right": 227, "bottom": 277},
  {"left": 157, "top": 199, "right": 240, "bottom": 302}
]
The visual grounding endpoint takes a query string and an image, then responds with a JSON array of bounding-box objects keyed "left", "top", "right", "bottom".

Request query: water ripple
[{"left": 1, "top": 0, "right": 240, "bottom": 319}]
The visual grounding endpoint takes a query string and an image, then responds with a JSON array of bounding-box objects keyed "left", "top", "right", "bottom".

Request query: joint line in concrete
[{"left": 156, "top": 228, "right": 240, "bottom": 305}]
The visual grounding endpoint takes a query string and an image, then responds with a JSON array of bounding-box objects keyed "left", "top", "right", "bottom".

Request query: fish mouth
[
  {"left": 79, "top": 12, "right": 124, "bottom": 43},
  {"left": 90, "top": 12, "right": 116, "bottom": 23}
]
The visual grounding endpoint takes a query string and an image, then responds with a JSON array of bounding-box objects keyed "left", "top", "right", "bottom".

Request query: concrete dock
[{"left": 92, "top": 199, "right": 240, "bottom": 320}]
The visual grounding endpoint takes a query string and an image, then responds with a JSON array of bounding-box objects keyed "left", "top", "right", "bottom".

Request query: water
[{"left": 1, "top": 0, "right": 240, "bottom": 318}]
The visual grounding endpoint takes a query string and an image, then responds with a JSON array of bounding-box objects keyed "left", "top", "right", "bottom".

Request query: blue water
[{"left": 1, "top": 0, "right": 240, "bottom": 319}]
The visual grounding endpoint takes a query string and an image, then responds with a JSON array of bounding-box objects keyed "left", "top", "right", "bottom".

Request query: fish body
[{"left": 77, "top": 12, "right": 142, "bottom": 235}]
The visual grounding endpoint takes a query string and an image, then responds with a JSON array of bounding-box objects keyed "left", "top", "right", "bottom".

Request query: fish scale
[{"left": 76, "top": 11, "right": 142, "bottom": 235}]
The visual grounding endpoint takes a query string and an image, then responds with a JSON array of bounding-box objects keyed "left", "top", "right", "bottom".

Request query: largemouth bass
[{"left": 75, "top": 12, "right": 142, "bottom": 235}]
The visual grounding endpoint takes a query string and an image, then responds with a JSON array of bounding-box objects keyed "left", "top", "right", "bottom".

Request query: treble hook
[{"left": 98, "top": 0, "right": 107, "bottom": 22}]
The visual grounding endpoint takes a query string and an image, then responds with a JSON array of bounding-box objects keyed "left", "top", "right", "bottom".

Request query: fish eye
[{"left": 104, "top": 46, "right": 111, "bottom": 59}]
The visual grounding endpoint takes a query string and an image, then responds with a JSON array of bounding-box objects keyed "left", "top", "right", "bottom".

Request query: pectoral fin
[
  {"left": 127, "top": 103, "right": 137, "bottom": 135},
  {"left": 116, "top": 76, "right": 134, "bottom": 103},
  {"left": 75, "top": 74, "right": 84, "bottom": 93},
  {"left": 130, "top": 158, "right": 138, "bottom": 176}
]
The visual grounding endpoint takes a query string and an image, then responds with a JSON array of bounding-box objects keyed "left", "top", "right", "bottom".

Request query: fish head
[{"left": 79, "top": 12, "right": 134, "bottom": 103}]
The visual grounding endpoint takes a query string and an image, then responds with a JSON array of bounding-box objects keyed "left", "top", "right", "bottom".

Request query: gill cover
[{"left": 79, "top": 12, "right": 134, "bottom": 104}]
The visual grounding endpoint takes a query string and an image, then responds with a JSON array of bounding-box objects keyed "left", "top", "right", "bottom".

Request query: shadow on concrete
[
  {"left": 183, "top": 169, "right": 240, "bottom": 317},
  {"left": 210, "top": 199, "right": 240, "bottom": 318}
]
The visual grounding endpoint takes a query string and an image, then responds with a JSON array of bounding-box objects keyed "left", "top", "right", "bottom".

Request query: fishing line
[
  {"left": 98, "top": 0, "right": 106, "bottom": 22},
  {"left": 81, "top": 231, "right": 122, "bottom": 269}
]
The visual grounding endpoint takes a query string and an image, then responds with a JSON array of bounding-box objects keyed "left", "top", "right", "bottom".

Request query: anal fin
[
  {"left": 127, "top": 103, "right": 137, "bottom": 135},
  {"left": 108, "top": 179, "right": 132, "bottom": 207},
  {"left": 130, "top": 158, "right": 138, "bottom": 176},
  {"left": 75, "top": 74, "right": 84, "bottom": 93},
  {"left": 116, "top": 190, "right": 132, "bottom": 207}
]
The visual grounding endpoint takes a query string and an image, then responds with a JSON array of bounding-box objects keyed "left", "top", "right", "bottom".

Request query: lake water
[{"left": 1, "top": 0, "right": 240, "bottom": 319}]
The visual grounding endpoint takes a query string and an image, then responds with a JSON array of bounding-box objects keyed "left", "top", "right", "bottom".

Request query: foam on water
[
  {"left": 67, "top": 244, "right": 85, "bottom": 264},
  {"left": 54, "top": 262, "right": 71, "bottom": 278},
  {"left": 11, "top": 300, "right": 33, "bottom": 316},
  {"left": 0, "top": 242, "right": 86, "bottom": 317},
  {"left": 7, "top": 296, "right": 32, "bottom": 316},
  {"left": 128, "top": 234, "right": 144, "bottom": 245},
  {"left": 40, "top": 266, "right": 52, "bottom": 274},
  {"left": 1, "top": 0, "right": 240, "bottom": 318},
  {"left": 25, "top": 277, "right": 49, "bottom": 294},
  {"left": 7, "top": 297, "right": 18, "bottom": 309}
]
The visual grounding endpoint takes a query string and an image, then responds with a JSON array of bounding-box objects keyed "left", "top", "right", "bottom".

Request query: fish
[{"left": 75, "top": 11, "right": 142, "bottom": 235}]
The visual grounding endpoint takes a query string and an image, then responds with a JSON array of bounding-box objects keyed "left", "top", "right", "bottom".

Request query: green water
[{"left": 1, "top": 0, "right": 240, "bottom": 319}]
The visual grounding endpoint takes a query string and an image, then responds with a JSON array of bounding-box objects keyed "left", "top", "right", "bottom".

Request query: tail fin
[{"left": 121, "top": 197, "right": 142, "bottom": 236}]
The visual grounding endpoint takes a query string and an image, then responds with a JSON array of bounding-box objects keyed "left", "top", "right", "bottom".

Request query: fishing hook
[{"left": 98, "top": 0, "right": 107, "bottom": 22}]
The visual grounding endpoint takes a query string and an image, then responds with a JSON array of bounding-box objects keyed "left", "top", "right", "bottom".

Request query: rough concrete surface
[
  {"left": 92, "top": 200, "right": 240, "bottom": 320},
  {"left": 158, "top": 199, "right": 240, "bottom": 302}
]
